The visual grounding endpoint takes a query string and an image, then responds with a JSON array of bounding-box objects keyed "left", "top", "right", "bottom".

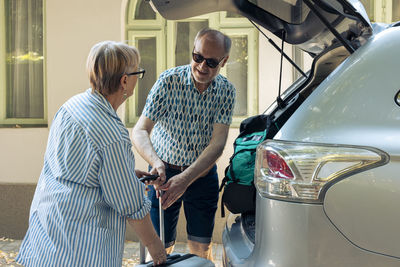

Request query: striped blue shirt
[
  {"left": 143, "top": 64, "right": 236, "bottom": 165},
  {"left": 16, "top": 89, "right": 151, "bottom": 267}
]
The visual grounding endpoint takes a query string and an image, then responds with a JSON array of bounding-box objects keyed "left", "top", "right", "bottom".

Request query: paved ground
[{"left": 0, "top": 237, "right": 223, "bottom": 267}]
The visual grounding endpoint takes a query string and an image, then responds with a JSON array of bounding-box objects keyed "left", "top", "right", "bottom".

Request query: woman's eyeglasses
[
  {"left": 192, "top": 52, "right": 225, "bottom": 69},
  {"left": 126, "top": 68, "right": 145, "bottom": 79}
]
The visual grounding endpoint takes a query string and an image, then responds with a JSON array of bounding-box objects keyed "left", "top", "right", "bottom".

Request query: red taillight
[
  {"left": 265, "top": 150, "right": 294, "bottom": 179},
  {"left": 256, "top": 140, "right": 388, "bottom": 202}
]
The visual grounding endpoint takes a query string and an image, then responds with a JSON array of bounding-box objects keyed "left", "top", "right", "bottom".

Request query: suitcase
[{"left": 136, "top": 191, "right": 215, "bottom": 267}]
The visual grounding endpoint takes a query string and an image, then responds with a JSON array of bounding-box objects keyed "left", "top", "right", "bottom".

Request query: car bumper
[{"left": 222, "top": 193, "right": 400, "bottom": 267}]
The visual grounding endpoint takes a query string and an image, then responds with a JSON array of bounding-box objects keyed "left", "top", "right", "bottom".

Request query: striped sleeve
[{"left": 98, "top": 141, "right": 151, "bottom": 219}]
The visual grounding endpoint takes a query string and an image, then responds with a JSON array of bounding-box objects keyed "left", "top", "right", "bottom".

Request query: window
[
  {"left": 361, "top": 0, "right": 375, "bottom": 21},
  {"left": 363, "top": 0, "right": 400, "bottom": 23},
  {"left": 219, "top": 27, "right": 258, "bottom": 123},
  {"left": 390, "top": 0, "right": 400, "bottom": 21},
  {"left": 0, "top": 0, "right": 46, "bottom": 127},
  {"left": 125, "top": 1, "right": 258, "bottom": 127}
]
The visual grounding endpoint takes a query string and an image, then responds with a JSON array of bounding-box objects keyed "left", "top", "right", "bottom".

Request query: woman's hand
[
  {"left": 147, "top": 237, "right": 167, "bottom": 266},
  {"left": 127, "top": 214, "right": 166, "bottom": 265},
  {"left": 135, "top": 169, "right": 151, "bottom": 178}
]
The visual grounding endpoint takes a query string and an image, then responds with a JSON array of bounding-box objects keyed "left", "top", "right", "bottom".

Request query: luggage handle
[
  {"left": 140, "top": 190, "right": 164, "bottom": 264},
  {"left": 159, "top": 191, "right": 165, "bottom": 243}
]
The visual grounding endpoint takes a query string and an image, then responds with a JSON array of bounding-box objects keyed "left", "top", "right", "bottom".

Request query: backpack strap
[
  {"left": 220, "top": 153, "right": 238, "bottom": 187},
  {"left": 219, "top": 166, "right": 230, "bottom": 218},
  {"left": 219, "top": 176, "right": 228, "bottom": 192},
  {"left": 219, "top": 163, "right": 235, "bottom": 218},
  {"left": 220, "top": 193, "right": 225, "bottom": 218},
  {"left": 229, "top": 162, "right": 237, "bottom": 182},
  {"left": 219, "top": 157, "right": 237, "bottom": 218}
]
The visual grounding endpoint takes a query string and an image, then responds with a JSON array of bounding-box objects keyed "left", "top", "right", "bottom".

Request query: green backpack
[
  {"left": 226, "top": 130, "right": 267, "bottom": 185},
  {"left": 220, "top": 114, "right": 278, "bottom": 216}
]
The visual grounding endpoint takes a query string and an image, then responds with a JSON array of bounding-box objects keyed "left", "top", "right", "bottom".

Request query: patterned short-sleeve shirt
[{"left": 143, "top": 64, "right": 236, "bottom": 166}]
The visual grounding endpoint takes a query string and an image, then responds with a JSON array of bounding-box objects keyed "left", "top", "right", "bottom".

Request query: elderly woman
[{"left": 16, "top": 41, "right": 166, "bottom": 267}]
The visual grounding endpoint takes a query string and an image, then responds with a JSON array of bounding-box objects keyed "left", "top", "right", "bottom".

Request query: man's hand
[{"left": 159, "top": 174, "right": 190, "bottom": 209}]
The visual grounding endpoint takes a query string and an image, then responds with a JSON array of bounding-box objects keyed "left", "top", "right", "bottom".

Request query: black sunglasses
[
  {"left": 126, "top": 68, "right": 145, "bottom": 79},
  {"left": 192, "top": 52, "right": 225, "bottom": 68}
]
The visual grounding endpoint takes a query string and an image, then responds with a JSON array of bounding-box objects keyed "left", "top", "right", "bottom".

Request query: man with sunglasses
[{"left": 132, "top": 28, "right": 235, "bottom": 260}]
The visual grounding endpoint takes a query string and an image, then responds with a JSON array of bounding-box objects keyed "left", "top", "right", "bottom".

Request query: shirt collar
[
  {"left": 86, "top": 88, "right": 120, "bottom": 120},
  {"left": 185, "top": 65, "right": 193, "bottom": 86}
]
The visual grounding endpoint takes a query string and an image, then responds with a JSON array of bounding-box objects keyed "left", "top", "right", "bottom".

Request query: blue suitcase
[{"left": 137, "top": 252, "right": 215, "bottom": 266}]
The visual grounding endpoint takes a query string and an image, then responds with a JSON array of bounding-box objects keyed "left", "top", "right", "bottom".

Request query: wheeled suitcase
[{"left": 136, "top": 191, "right": 215, "bottom": 266}]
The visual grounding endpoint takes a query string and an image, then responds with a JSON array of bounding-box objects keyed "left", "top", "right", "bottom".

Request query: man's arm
[
  {"left": 132, "top": 115, "right": 166, "bottom": 182},
  {"left": 159, "top": 123, "right": 230, "bottom": 209}
]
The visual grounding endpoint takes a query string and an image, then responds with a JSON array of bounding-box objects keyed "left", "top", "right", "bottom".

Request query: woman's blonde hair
[{"left": 86, "top": 41, "right": 140, "bottom": 96}]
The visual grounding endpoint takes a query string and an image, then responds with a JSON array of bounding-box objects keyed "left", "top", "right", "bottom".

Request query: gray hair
[
  {"left": 194, "top": 28, "right": 232, "bottom": 54},
  {"left": 86, "top": 41, "right": 140, "bottom": 96}
]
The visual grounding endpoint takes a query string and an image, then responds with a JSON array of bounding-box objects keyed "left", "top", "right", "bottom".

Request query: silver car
[{"left": 150, "top": 0, "right": 400, "bottom": 266}]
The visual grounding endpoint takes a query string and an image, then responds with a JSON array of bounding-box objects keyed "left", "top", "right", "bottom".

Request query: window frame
[
  {"left": 165, "top": 13, "right": 218, "bottom": 68},
  {"left": 126, "top": 0, "right": 164, "bottom": 27},
  {"left": 0, "top": 1, "right": 6, "bottom": 125},
  {"left": 385, "top": 0, "right": 400, "bottom": 22},
  {"left": 219, "top": 27, "right": 258, "bottom": 126},
  {"left": 0, "top": 0, "right": 47, "bottom": 128},
  {"left": 372, "top": 0, "right": 399, "bottom": 22},
  {"left": 125, "top": 30, "right": 166, "bottom": 127}
]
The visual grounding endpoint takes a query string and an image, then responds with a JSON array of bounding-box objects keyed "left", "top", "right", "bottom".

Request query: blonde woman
[{"left": 16, "top": 41, "right": 166, "bottom": 267}]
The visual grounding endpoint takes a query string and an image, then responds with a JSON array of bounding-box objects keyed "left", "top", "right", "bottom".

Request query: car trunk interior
[{"left": 269, "top": 44, "right": 351, "bottom": 132}]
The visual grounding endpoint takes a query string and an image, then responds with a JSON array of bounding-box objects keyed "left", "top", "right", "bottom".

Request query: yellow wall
[{"left": 0, "top": 0, "right": 126, "bottom": 184}]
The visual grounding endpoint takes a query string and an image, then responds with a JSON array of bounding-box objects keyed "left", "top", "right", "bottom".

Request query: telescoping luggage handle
[
  {"left": 139, "top": 190, "right": 165, "bottom": 264},
  {"left": 138, "top": 191, "right": 199, "bottom": 266},
  {"left": 137, "top": 180, "right": 214, "bottom": 267}
]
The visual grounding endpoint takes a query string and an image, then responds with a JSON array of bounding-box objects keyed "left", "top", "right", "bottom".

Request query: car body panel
[
  {"left": 276, "top": 27, "right": 400, "bottom": 154},
  {"left": 274, "top": 26, "right": 400, "bottom": 260},
  {"left": 222, "top": 215, "right": 254, "bottom": 266},
  {"left": 224, "top": 195, "right": 400, "bottom": 266},
  {"left": 149, "top": 0, "right": 237, "bottom": 20},
  {"left": 324, "top": 163, "right": 400, "bottom": 258}
]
